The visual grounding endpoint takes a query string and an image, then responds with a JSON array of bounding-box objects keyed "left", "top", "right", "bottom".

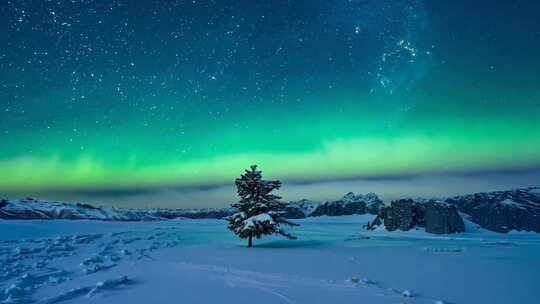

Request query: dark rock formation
[
  {"left": 310, "top": 192, "right": 383, "bottom": 217},
  {"left": 444, "top": 187, "right": 540, "bottom": 233},
  {"left": 310, "top": 200, "right": 365, "bottom": 217},
  {"left": 380, "top": 199, "right": 419, "bottom": 231},
  {"left": 424, "top": 202, "right": 465, "bottom": 234},
  {"left": 380, "top": 199, "right": 465, "bottom": 234},
  {"left": 380, "top": 187, "right": 540, "bottom": 234}
]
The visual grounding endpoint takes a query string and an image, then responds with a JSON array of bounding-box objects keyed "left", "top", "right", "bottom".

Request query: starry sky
[{"left": 1, "top": 1, "right": 539, "bottom": 206}]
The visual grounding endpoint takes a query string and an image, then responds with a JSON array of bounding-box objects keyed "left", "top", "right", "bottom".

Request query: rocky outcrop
[
  {"left": 444, "top": 187, "right": 540, "bottom": 233},
  {"left": 310, "top": 192, "right": 383, "bottom": 217},
  {"left": 377, "top": 187, "right": 540, "bottom": 234},
  {"left": 380, "top": 199, "right": 419, "bottom": 231},
  {"left": 379, "top": 199, "right": 465, "bottom": 234},
  {"left": 424, "top": 201, "right": 466, "bottom": 234}
]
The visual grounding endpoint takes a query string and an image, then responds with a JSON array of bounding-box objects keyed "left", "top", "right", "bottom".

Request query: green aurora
[{"left": 1, "top": 1, "right": 539, "bottom": 196}]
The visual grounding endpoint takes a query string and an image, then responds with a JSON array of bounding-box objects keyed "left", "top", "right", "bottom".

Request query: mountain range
[{"left": 1, "top": 187, "right": 539, "bottom": 234}]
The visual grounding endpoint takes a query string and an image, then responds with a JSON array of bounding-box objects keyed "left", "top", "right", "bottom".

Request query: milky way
[{"left": 1, "top": 1, "right": 539, "bottom": 196}]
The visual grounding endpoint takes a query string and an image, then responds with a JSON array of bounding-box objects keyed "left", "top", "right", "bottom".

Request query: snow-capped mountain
[
  {"left": 280, "top": 192, "right": 384, "bottom": 218},
  {"left": 0, "top": 198, "right": 236, "bottom": 221},
  {"left": 2, "top": 187, "right": 540, "bottom": 234},
  {"left": 443, "top": 187, "right": 540, "bottom": 233},
  {"left": 0, "top": 192, "right": 383, "bottom": 222},
  {"left": 309, "top": 192, "right": 383, "bottom": 217}
]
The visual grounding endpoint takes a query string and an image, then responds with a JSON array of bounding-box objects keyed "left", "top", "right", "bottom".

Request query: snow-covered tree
[{"left": 227, "top": 165, "right": 298, "bottom": 247}]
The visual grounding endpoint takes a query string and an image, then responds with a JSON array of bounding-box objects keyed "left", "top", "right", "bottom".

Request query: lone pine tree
[{"left": 227, "top": 165, "right": 299, "bottom": 247}]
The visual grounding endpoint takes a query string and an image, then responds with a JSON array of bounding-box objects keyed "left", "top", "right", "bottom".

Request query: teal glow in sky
[{"left": 1, "top": 1, "right": 539, "bottom": 203}]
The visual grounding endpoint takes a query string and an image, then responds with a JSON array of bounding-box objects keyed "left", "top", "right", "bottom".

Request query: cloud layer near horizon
[{"left": 6, "top": 170, "right": 539, "bottom": 209}]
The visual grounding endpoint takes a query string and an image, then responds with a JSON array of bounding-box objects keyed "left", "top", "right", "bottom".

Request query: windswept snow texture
[{"left": 0, "top": 216, "right": 538, "bottom": 304}]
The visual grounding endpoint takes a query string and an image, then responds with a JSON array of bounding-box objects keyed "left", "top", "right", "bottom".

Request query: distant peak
[{"left": 343, "top": 192, "right": 356, "bottom": 199}]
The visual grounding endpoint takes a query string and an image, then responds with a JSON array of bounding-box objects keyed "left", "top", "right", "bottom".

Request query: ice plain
[{"left": 1, "top": 215, "right": 538, "bottom": 304}]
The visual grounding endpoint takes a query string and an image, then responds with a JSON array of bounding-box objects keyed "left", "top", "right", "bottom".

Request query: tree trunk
[{"left": 248, "top": 234, "right": 253, "bottom": 248}]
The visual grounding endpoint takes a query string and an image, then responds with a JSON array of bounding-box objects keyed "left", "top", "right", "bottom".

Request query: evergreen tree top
[
  {"left": 232, "top": 165, "right": 285, "bottom": 215},
  {"left": 235, "top": 165, "right": 281, "bottom": 199}
]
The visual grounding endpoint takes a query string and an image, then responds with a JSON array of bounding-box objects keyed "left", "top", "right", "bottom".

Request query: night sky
[{"left": 1, "top": 1, "right": 539, "bottom": 206}]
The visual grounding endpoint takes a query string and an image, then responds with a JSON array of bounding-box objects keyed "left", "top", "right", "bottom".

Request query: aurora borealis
[{"left": 1, "top": 1, "right": 539, "bottom": 206}]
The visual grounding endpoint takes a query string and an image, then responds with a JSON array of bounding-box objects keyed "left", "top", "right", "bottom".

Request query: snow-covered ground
[{"left": 1, "top": 215, "right": 538, "bottom": 304}]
